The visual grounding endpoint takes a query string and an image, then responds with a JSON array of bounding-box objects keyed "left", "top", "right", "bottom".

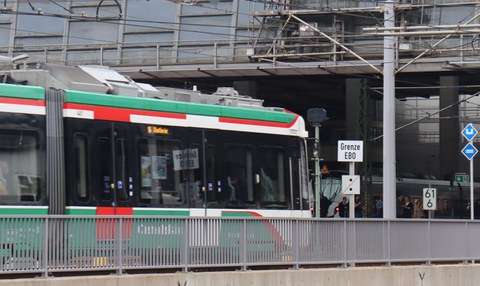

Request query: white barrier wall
[{"left": 1, "top": 264, "right": 479, "bottom": 286}]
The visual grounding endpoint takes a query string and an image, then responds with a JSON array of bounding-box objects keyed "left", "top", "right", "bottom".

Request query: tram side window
[
  {"left": 205, "top": 145, "right": 217, "bottom": 207},
  {"left": 138, "top": 138, "right": 185, "bottom": 207},
  {"left": 224, "top": 145, "right": 254, "bottom": 207},
  {"left": 258, "top": 147, "right": 287, "bottom": 208},
  {"left": 74, "top": 134, "right": 89, "bottom": 202},
  {"left": 98, "top": 138, "right": 112, "bottom": 202},
  {"left": 0, "top": 130, "right": 42, "bottom": 202},
  {"left": 299, "top": 142, "right": 309, "bottom": 210},
  {"left": 116, "top": 139, "right": 129, "bottom": 202},
  {"left": 179, "top": 143, "right": 204, "bottom": 208}
]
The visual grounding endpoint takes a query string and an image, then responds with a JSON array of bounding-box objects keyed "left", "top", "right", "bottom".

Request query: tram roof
[
  {"left": 0, "top": 64, "right": 307, "bottom": 137},
  {"left": 65, "top": 89, "right": 297, "bottom": 125}
]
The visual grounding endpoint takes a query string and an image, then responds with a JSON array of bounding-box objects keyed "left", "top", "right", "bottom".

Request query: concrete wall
[{"left": 2, "top": 264, "right": 480, "bottom": 286}]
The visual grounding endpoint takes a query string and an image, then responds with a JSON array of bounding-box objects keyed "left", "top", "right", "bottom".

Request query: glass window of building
[
  {"left": 0, "top": 22, "right": 11, "bottom": 47},
  {"left": 68, "top": 21, "right": 118, "bottom": 45},
  {"left": 124, "top": 0, "right": 176, "bottom": 32},
  {"left": 68, "top": 4, "right": 120, "bottom": 45},
  {"left": 16, "top": 2, "right": 65, "bottom": 35},
  {"left": 179, "top": 15, "right": 231, "bottom": 41}
]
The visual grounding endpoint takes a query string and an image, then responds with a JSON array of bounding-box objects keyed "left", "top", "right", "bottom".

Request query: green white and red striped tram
[{"left": 0, "top": 65, "right": 311, "bottom": 219}]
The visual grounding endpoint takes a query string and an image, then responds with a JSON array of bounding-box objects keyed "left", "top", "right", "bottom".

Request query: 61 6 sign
[{"left": 423, "top": 188, "right": 437, "bottom": 210}]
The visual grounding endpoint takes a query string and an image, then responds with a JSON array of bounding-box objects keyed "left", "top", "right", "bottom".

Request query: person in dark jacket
[
  {"left": 320, "top": 194, "right": 330, "bottom": 217},
  {"left": 402, "top": 195, "right": 414, "bottom": 218},
  {"left": 337, "top": 196, "right": 348, "bottom": 218}
]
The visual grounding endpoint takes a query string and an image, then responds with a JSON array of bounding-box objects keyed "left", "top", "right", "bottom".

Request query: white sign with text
[
  {"left": 423, "top": 188, "right": 437, "bottom": 210},
  {"left": 337, "top": 140, "right": 364, "bottom": 162},
  {"left": 172, "top": 148, "right": 199, "bottom": 171}
]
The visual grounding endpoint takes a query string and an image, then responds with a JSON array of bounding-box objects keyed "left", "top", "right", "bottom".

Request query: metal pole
[
  {"left": 428, "top": 181, "right": 433, "bottom": 219},
  {"left": 315, "top": 126, "right": 320, "bottom": 218},
  {"left": 156, "top": 43, "right": 160, "bottom": 70},
  {"left": 364, "top": 29, "right": 480, "bottom": 37},
  {"left": 364, "top": 23, "right": 480, "bottom": 32},
  {"left": 383, "top": 0, "right": 396, "bottom": 219},
  {"left": 111, "top": 123, "right": 117, "bottom": 209},
  {"left": 470, "top": 157, "right": 474, "bottom": 220},
  {"left": 349, "top": 162, "right": 355, "bottom": 219},
  {"left": 202, "top": 130, "right": 208, "bottom": 216},
  {"left": 213, "top": 42, "right": 217, "bottom": 68},
  {"left": 100, "top": 46, "right": 104, "bottom": 66}
]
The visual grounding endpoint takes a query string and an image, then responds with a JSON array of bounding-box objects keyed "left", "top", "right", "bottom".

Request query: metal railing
[
  {"left": 1, "top": 33, "right": 480, "bottom": 70},
  {"left": 0, "top": 216, "right": 479, "bottom": 276}
]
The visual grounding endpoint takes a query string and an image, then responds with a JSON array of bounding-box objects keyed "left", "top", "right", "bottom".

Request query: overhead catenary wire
[
  {"left": 4, "top": 0, "right": 478, "bottom": 144},
  {"left": 371, "top": 91, "right": 480, "bottom": 142},
  {"left": 1, "top": 0, "right": 479, "bottom": 82},
  {"left": 2, "top": 0, "right": 476, "bottom": 64},
  {"left": 0, "top": 0, "right": 469, "bottom": 95}
]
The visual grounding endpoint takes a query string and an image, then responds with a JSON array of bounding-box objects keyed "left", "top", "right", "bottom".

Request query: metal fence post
[
  {"left": 156, "top": 43, "right": 160, "bottom": 70},
  {"left": 100, "top": 46, "right": 104, "bottom": 66},
  {"left": 385, "top": 220, "right": 391, "bottom": 266},
  {"left": 293, "top": 219, "right": 299, "bottom": 269},
  {"left": 117, "top": 218, "right": 123, "bottom": 275},
  {"left": 182, "top": 218, "right": 189, "bottom": 272},
  {"left": 61, "top": 44, "right": 66, "bottom": 65},
  {"left": 464, "top": 221, "right": 469, "bottom": 264},
  {"left": 427, "top": 220, "right": 432, "bottom": 265},
  {"left": 213, "top": 42, "right": 217, "bottom": 68},
  {"left": 240, "top": 219, "right": 247, "bottom": 271},
  {"left": 43, "top": 217, "right": 49, "bottom": 277},
  {"left": 272, "top": 45, "right": 277, "bottom": 66},
  {"left": 343, "top": 220, "right": 347, "bottom": 267},
  {"left": 351, "top": 220, "right": 356, "bottom": 267}
]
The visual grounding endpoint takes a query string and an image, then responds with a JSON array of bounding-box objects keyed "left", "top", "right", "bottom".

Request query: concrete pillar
[
  {"left": 345, "top": 78, "right": 362, "bottom": 139},
  {"left": 439, "top": 76, "right": 459, "bottom": 180}
]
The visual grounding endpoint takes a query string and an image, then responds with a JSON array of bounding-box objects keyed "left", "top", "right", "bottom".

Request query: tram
[{"left": 0, "top": 64, "right": 312, "bottom": 218}]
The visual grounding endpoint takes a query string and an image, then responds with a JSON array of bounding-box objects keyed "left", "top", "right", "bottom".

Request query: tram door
[{"left": 97, "top": 123, "right": 135, "bottom": 210}]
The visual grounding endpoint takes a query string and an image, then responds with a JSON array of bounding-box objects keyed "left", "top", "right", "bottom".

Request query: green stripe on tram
[
  {"left": 221, "top": 211, "right": 258, "bottom": 217},
  {"left": 0, "top": 84, "right": 45, "bottom": 100},
  {"left": 64, "top": 207, "right": 190, "bottom": 216},
  {"left": 0, "top": 206, "right": 48, "bottom": 215},
  {"left": 133, "top": 209, "right": 189, "bottom": 216},
  {"left": 65, "top": 207, "right": 97, "bottom": 215},
  {"left": 65, "top": 90, "right": 295, "bottom": 124}
]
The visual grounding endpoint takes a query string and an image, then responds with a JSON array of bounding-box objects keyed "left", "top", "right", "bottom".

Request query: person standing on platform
[
  {"left": 397, "top": 193, "right": 405, "bottom": 218},
  {"left": 337, "top": 196, "right": 348, "bottom": 218},
  {"left": 354, "top": 195, "right": 363, "bottom": 218},
  {"left": 413, "top": 198, "right": 425, "bottom": 218},
  {"left": 320, "top": 193, "right": 330, "bottom": 217},
  {"left": 374, "top": 197, "right": 383, "bottom": 218},
  {"left": 402, "top": 195, "right": 414, "bottom": 218}
]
